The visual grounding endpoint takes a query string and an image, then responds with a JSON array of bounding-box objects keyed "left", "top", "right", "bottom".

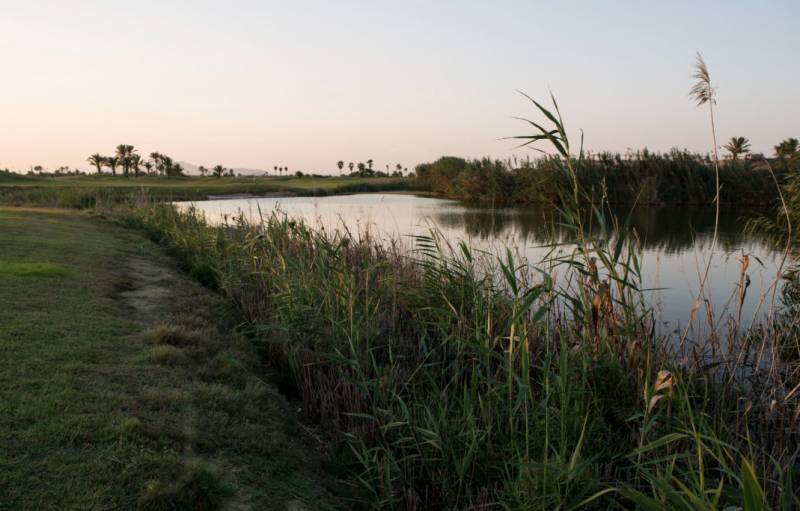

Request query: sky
[{"left": 1, "top": 0, "right": 797, "bottom": 174}]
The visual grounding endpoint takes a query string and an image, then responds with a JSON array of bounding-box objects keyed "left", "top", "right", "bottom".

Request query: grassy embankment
[
  {"left": 0, "top": 172, "right": 415, "bottom": 208},
  {"left": 0, "top": 207, "right": 338, "bottom": 509}
]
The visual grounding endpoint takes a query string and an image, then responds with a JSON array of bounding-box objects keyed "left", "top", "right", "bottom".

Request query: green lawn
[
  {"left": 0, "top": 172, "right": 411, "bottom": 197},
  {"left": 0, "top": 207, "right": 336, "bottom": 510},
  {"left": 0, "top": 173, "right": 416, "bottom": 207},
  {"left": 0, "top": 173, "right": 401, "bottom": 190}
]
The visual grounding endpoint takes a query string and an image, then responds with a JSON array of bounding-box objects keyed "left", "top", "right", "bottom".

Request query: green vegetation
[
  {"left": 0, "top": 261, "right": 71, "bottom": 278},
  {"left": 0, "top": 172, "right": 415, "bottom": 207},
  {"left": 113, "top": 194, "right": 798, "bottom": 509},
  {"left": 414, "top": 150, "right": 792, "bottom": 207},
  {"left": 0, "top": 207, "right": 336, "bottom": 509},
  {"left": 105, "top": 92, "right": 798, "bottom": 510}
]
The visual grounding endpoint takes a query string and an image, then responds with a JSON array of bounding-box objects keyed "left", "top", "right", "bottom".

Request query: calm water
[{"left": 176, "top": 193, "right": 784, "bottom": 334}]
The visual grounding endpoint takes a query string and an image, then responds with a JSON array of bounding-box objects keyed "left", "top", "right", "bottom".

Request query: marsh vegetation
[{"left": 107, "top": 90, "right": 798, "bottom": 508}]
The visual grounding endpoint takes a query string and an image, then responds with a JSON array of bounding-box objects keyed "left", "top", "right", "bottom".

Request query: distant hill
[{"left": 178, "top": 161, "right": 272, "bottom": 176}]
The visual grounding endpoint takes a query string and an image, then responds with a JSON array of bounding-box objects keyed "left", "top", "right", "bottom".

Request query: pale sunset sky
[{"left": 1, "top": 1, "right": 797, "bottom": 173}]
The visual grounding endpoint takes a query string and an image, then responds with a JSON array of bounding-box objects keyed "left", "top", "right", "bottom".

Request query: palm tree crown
[
  {"left": 130, "top": 154, "right": 142, "bottom": 177},
  {"left": 105, "top": 156, "right": 119, "bottom": 176},
  {"left": 723, "top": 136, "right": 751, "bottom": 160},
  {"left": 87, "top": 154, "right": 104, "bottom": 174},
  {"left": 775, "top": 138, "right": 799, "bottom": 159},
  {"left": 115, "top": 144, "right": 136, "bottom": 177}
]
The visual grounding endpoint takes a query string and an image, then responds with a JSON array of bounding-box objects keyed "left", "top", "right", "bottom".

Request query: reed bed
[{"left": 415, "top": 151, "right": 784, "bottom": 207}]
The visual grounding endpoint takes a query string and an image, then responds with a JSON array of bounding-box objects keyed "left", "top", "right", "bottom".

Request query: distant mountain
[{"left": 177, "top": 161, "right": 272, "bottom": 176}]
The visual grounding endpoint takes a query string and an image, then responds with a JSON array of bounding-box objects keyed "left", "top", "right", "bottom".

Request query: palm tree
[
  {"left": 87, "top": 154, "right": 104, "bottom": 174},
  {"left": 395, "top": 163, "right": 402, "bottom": 174},
  {"left": 775, "top": 138, "right": 799, "bottom": 172},
  {"left": 162, "top": 156, "right": 175, "bottom": 176},
  {"left": 723, "top": 137, "right": 750, "bottom": 160},
  {"left": 366, "top": 159, "right": 374, "bottom": 170},
  {"left": 273, "top": 165, "right": 277, "bottom": 176},
  {"left": 115, "top": 144, "right": 136, "bottom": 177},
  {"left": 172, "top": 163, "right": 184, "bottom": 176},
  {"left": 775, "top": 137, "right": 799, "bottom": 160},
  {"left": 149, "top": 152, "right": 162, "bottom": 175},
  {"left": 357, "top": 162, "right": 366, "bottom": 176},
  {"left": 130, "top": 154, "right": 142, "bottom": 177},
  {"left": 198, "top": 165, "right": 208, "bottom": 177},
  {"left": 337, "top": 160, "right": 344, "bottom": 175},
  {"left": 348, "top": 162, "right": 354, "bottom": 174},
  {"left": 143, "top": 161, "right": 154, "bottom": 175},
  {"left": 213, "top": 165, "right": 224, "bottom": 178},
  {"left": 105, "top": 156, "right": 119, "bottom": 176}
]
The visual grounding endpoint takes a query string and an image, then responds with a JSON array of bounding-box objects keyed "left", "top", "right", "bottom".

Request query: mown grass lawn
[
  {"left": 0, "top": 207, "right": 336, "bottom": 510},
  {"left": 0, "top": 172, "right": 409, "bottom": 193},
  {"left": 0, "top": 173, "right": 415, "bottom": 207}
]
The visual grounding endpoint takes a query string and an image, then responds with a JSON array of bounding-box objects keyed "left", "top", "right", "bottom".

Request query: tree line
[
  {"left": 87, "top": 145, "right": 245, "bottom": 178},
  {"left": 87, "top": 145, "right": 185, "bottom": 177},
  {"left": 335, "top": 159, "right": 408, "bottom": 177}
]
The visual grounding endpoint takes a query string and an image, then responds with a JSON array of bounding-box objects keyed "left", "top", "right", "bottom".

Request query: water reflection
[{"left": 432, "top": 205, "right": 764, "bottom": 253}]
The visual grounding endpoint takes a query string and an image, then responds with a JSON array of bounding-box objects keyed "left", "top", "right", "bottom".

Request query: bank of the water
[
  {"left": 117, "top": 201, "right": 800, "bottom": 509},
  {"left": 0, "top": 207, "right": 337, "bottom": 509}
]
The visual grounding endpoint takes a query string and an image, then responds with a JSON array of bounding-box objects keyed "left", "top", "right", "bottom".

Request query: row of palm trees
[
  {"left": 335, "top": 160, "right": 407, "bottom": 177},
  {"left": 197, "top": 165, "right": 235, "bottom": 178},
  {"left": 87, "top": 145, "right": 184, "bottom": 177},
  {"left": 87, "top": 146, "right": 281, "bottom": 178}
]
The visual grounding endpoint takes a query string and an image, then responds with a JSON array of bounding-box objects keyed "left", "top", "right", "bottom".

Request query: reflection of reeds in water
[{"left": 432, "top": 203, "right": 771, "bottom": 252}]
